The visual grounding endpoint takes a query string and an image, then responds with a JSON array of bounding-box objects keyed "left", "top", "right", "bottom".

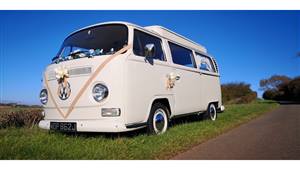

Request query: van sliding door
[{"left": 168, "top": 42, "right": 202, "bottom": 115}]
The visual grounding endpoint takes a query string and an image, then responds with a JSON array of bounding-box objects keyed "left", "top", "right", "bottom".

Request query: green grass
[{"left": 0, "top": 101, "right": 278, "bottom": 159}]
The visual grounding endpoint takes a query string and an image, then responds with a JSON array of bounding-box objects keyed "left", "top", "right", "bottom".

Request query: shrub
[
  {"left": 0, "top": 109, "right": 43, "bottom": 129},
  {"left": 237, "top": 92, "right": 257, "bottom": 104},
  {"left": 221, "top": 82, "right": 257, "bottom": 104}
]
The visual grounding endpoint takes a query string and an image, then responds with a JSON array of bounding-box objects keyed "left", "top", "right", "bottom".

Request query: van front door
[
  {"left": 125, "top": 29, "right": 174, "bottom": 124},
  {"left": 171, "top": 67, "right": 202, "bottom": 115}
]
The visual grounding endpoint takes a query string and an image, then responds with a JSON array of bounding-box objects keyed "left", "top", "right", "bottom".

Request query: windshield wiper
[
  {"left": 69, "top": 50, "right": 91, "bottom": 59},
  {"left": 51, "top": 56, "right": 58, "bottom": 62},
  {"left": 52, "top": 56, "right": 64, "bottom": 64}
]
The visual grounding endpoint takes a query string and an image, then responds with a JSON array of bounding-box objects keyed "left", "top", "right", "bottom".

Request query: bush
[
  {"left": 221, "top": 82, "right": 257, "bottom": 104},
  {"left": 0, "top": 109, "right": 43, "bottom": 129},
  {"left": 238, "top": 92, "right": 257, "bottom": 104}
]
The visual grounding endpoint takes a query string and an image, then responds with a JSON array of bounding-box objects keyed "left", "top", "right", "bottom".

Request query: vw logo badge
[{"left": 57, "top": 82, "right": 71, "bottom": 100}]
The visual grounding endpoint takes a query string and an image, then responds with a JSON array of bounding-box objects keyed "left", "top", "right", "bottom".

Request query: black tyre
[
  {"left": 204, "top": 103, "right": 217, "bottom": 121},
  {"left": 147, "top": 102, "right": 169, "bottom": 135}
]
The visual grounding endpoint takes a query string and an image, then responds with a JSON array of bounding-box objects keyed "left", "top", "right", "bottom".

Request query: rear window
[
  {"left": 133, "top": 29, "right": 165, "bottom": 61},
  {"left": 168, "top": 42, "right": 195, "bottom": 68}
]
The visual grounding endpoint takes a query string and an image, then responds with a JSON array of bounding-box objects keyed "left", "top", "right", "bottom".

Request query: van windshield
[{"left": 52, "top": 24, "right": 128, "bottom": 63}]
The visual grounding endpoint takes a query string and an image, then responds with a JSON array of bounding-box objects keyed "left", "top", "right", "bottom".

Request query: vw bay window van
[{"left": 39, "top": 21, "right": 224, "bottom": 134}]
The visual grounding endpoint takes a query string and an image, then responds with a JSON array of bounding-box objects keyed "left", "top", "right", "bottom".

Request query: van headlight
[
  {"left": 92, "top": 83, "right": 109, "bottom": 102},
  {"left": 39, "top": 89, "right": 48, "bottom": 105}
]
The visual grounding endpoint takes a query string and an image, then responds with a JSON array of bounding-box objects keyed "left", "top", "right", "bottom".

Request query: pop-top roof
[{"left": 145, "top": 25, "right": 207, "bottom": 53}]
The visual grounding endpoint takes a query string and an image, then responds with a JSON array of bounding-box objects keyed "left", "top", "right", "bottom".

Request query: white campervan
[{"left": 39, "top": 21, "right": 224, "bottom": 135}]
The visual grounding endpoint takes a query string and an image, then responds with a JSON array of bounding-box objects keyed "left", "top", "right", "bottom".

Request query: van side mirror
[{"left": 144, "top": 43, "right": 155, "bottom": 58}]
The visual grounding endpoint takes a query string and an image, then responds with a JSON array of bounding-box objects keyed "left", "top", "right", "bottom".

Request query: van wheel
[
  {"left": 147, "top": 102, "right": 169, "bottom": 135},
  {"left": 204, "top": 103, "right": 217, "bottom": 121}
]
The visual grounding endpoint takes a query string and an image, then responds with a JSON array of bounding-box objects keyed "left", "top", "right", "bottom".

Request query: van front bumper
[
  {"left": 39, "top": 119, "right": 137, "bottom": 133},
  {"left": 220, "top": 105, "right": 225, "bottom": 112}
]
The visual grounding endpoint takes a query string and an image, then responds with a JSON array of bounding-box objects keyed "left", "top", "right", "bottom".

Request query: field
[{"left": 0, "top": 101, "right": 278, "bottom": 159}]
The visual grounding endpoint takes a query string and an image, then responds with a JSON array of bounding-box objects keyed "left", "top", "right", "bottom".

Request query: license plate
[{"left": 50, "top": 122, "right": 77, "bottom": 132}]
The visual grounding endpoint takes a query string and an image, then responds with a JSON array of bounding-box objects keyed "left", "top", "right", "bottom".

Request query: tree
[
  {"left": 262, "top": 89, "right": 278, "bottom": 100},
  {"left": 287, "top": 77, "right": 300, "bottom": 101},
  {"left": 259, "top": 75, "right": 291, "bottom": 91},
  {"left": 260, "top": 75, "right": 300, "bottom": 101}
]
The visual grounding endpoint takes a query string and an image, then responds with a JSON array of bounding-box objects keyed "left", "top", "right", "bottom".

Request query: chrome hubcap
[
  {"left": 153, "top": 109, "right": 167, "bottom": 134},
  {"left": 209, "top": 106, "right": 216, "bottom": 121}
]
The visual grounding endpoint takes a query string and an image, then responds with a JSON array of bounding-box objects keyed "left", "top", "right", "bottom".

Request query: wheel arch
[
  {"left": 145, "top": 95, "right": 174, "bottom": 122},
  {"left": 208, "top": 101, "right": 219, "bottom": 110}
]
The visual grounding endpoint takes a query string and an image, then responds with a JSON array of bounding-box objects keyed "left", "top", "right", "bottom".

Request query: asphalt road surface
[{"left": 172, "top": 104, "right": 300, "bottom": 160}]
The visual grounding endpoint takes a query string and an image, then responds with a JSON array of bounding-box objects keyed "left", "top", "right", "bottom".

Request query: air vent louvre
[
  {"left": 47, "top": 67, "right": 92, "bottom": 80},
  {"left": 212, "top": 58, "right": 219, "bottom": 73},
  {"left": 69, "top": 67, "right": 92, "bottom": 76}
]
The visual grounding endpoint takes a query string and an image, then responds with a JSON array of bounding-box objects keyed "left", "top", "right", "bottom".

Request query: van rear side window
[
  {"left": 133, "top": 29, "right": 165, "bottom": 61},
  {"left": 196, "top": 53, "right": 216, "bottom": 73},
  {"left": 168, "top": 42, "right": 195, "bottom": 68}
]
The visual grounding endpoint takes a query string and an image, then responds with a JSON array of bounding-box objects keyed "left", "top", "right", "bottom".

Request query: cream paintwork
[{"left": 39, "top": 21, "right": 223, "bottom": 132}]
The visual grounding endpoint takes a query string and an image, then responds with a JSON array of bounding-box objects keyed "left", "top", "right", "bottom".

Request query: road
[{"left": 172, "top": 104, "right": 300, "bottom": 160}]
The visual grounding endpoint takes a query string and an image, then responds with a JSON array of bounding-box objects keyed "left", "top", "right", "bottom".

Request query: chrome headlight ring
[
  {"left": 92, "top": 83, "right": 109, "bottom": 102},
  {"left": 39, "top": 89, "right": 48, "bottom": 105}
]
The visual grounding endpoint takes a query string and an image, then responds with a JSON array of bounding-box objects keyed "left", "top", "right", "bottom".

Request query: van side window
[
  {"left": 168, "top": 42, "right": 195, "bottom": 68},
  {"left": 196, "top": 52, "right": 216, "bottom": 73},
  {"left": 133, "top": 29, "right": 165, "bottom": 61}
]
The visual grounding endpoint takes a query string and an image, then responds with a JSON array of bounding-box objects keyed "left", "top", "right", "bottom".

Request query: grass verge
[{"left": 0, "top": 101, "right": 278, "bottom": 159}]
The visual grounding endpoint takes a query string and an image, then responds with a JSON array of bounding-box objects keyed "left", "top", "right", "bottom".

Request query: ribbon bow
[
  {"left": 54, "top": 66, "right": 69, "bottom": 85},
  {"left": 167, "top": 72, "right": 176, "bottom": 89}
]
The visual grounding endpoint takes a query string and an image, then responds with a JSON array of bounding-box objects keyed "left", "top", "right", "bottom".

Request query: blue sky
[{"left": 0, "top": 10, "right": 299, "bottom": 105}]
